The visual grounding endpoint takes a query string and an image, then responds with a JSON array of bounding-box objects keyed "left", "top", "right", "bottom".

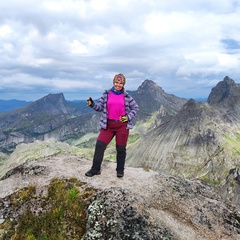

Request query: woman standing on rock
[{"left": 85, "top": 73, "right": 139, "bottom": 178}]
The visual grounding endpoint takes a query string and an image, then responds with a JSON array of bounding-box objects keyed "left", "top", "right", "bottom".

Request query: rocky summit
[
  {"left": 207, "top": 76, "right": 240, "bottom": 106},
  {"left": 0, "top": 144, "right": 240, "bottom": 239},
  {"left": 131, "top": 79, "right": 187, "bottom": 121}
]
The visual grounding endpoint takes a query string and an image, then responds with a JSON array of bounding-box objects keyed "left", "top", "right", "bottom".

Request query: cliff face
[
  {"left": 0, "top": 144, "right": 239, "bottom": 239},
  {"left": 207, "top": 76, "right": 240, "bottom": 106}
]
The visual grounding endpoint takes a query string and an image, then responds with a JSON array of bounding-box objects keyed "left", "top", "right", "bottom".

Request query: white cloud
[
  {"left": 70, "top": 40, "right": 89, "bottom": 55},
  {"left": 0, "top": 0, "right": 240, "bottom": 100},
  {"left": 0, "top": 25, "right": 12, "bottom": 38}
]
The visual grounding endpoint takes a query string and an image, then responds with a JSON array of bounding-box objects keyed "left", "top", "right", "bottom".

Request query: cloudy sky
[{"left": 0, "top": 0, "right": 240, "bottom": 101}]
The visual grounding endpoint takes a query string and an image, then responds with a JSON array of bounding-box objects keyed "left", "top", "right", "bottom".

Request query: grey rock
[{"left": 82, "top": 187, "right": 175, "bottom": 240}]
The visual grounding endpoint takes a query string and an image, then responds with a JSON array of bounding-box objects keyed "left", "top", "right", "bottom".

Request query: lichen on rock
[{"left": 82, "top": 187, "right": 175, "bottom": 240}]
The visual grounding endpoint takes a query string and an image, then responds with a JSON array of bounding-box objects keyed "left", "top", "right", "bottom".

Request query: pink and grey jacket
[{"left": 90, "top": 89, "right": 139, "bottom": 129}]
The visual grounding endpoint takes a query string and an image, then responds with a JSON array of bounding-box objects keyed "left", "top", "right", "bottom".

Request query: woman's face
[{"left": 114, "top": 80, "right": 124, "bottom": 91}]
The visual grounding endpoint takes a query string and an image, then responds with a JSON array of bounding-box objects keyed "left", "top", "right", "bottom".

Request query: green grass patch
[
  {"left": 224, "top": 133, "right": 240, "bottom": 156},
  {"left": 76, "top": 138, "right": 96, "bottom": 149},
  {"left": 127, "top": 134, "right": 140, "bottom": 144},
  {"left": 198, "top": 173, "right": 221, "bottom": 187},
  {"left": 1, "top": 178, "right": 96, "bottom": 240}
]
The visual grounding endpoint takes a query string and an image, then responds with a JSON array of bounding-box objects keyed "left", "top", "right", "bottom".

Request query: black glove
[
  {"left": 86, "top": 97, "right": 93, "bottom": 106},
  {"left": 120, "top": 115, "right": 128, "bottom": 123}
]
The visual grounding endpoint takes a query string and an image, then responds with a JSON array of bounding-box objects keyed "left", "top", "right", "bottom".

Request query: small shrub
[
  {"left": 68, "top": 187, "right": 79, "bottom": 201},
  {"left": 143, "top": 166, "right": 150, "bottom": 172}
]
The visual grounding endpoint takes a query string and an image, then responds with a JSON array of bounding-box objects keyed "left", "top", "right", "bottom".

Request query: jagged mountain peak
[
  {"left": 41, "top": 93, "right": 65, "bottom": 102},
  {"left": 223, "top": 75, "right": 235, "bottom": 84},
  {"left": 182, "top": 98, "right": 197, "bottom": 108},
  {"left": 132, "top": 79, "right": 187, "bottom": 120},
  {"left": 174, "top": 98, "right": 200, "bottom": 121},
  {"left": 139, "top": 79, "right": 162, "bottom": 88},
  {"left": 207, "top": 76, "right": 240, "bottom": 105},
  {"left": 27, "top": 92, "right": 72, "bottom": 114},
  {"left": 157, "top": 98, "right": 204, "bottom": 135},
  {"left": 137, "top": 79, "right": 164, "bottom": 95}
]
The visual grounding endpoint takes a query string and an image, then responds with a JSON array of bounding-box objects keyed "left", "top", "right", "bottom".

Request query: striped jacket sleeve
[
  {"left": 125, "top": 94, "right": 139, "bottom": 121},
  {"left": 90, "top": 91, "right": 108, "bottom": 112}
]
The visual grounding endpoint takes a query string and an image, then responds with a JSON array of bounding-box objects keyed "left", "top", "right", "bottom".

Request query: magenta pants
[{"left": 97, "top": 120, "right": 129, "bottom": 146}]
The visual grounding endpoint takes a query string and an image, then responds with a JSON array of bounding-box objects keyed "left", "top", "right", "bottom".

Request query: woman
[{"left": 85, "top": 73, "right": 139, "bottom": 177}]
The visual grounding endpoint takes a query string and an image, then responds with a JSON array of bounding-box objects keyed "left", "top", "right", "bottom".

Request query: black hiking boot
[
  {"left": 85, "top": 169, "right": 101, "bottom": 177},
  {"left": 117, "top": 171, "right": 124, "bottom": 178}
]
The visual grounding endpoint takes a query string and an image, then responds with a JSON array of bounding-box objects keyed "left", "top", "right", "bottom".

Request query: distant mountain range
[
  {"left": 0, "top": 99, "right": 31, "bottom": 112},
  {"left": 0, "top": 99, "right": 93, "bottom": 113},
  {"left": 0, "top": 80, "right": 186, "bottom": 154},
  {"left": 0, "top": 95, "right": 207, "bottom": 113}
]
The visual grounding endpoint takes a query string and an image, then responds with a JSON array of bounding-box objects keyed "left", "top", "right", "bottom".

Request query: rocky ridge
[{"left": 127, "top": 76, "right": 240, "bottom": 206}]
